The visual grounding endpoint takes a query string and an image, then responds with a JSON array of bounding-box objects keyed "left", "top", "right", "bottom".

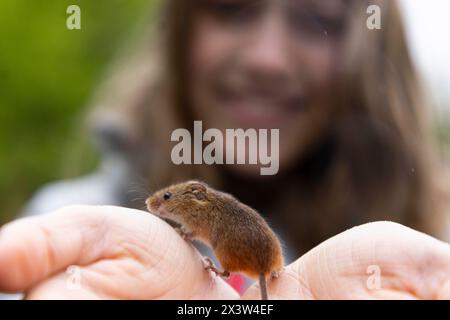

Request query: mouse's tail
[{"left": 259, "top": 273, "right": 268, "bottom": 300}]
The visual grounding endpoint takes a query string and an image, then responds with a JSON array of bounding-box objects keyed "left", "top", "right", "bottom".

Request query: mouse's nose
[{"left": 145, "top": 197, "right": 160, "bottom": 212}]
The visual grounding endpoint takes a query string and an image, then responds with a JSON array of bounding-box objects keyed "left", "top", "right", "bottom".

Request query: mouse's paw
[
  {"left": 202, "top": 256, "right": 214, "bottom": 269},
  {"left": 203, "top": 257, "right": 230, "bottom": 279},
  {"left": 174, "top": 225, "right": 193, "bottom": 241},
  {"left": 271, "top": 268, "right": 284, "bottom": 279}
]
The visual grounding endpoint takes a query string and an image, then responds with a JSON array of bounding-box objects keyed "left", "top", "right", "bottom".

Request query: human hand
[
  {"left": 244, "top": 221, "right": 450, "bottom": 299},
  {"left": 1, "top": 207, "right": 449, "bottom": 299},
  {"left": 0, "top": 205, "right": 239, "bottom": 299}
]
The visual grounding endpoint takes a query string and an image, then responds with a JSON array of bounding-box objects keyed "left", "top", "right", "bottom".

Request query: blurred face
[{"left": 187, "top": 0, "right": 349, "bottom": 175}]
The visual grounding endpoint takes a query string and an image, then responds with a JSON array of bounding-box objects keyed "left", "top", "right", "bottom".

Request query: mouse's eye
[{"left": 163, "top": 192, "right": 172, "bottom": 200}]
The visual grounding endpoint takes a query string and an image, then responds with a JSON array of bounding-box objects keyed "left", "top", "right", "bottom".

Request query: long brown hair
[{"left": 88, "top": 0, "right": 450, "bottom": 255}]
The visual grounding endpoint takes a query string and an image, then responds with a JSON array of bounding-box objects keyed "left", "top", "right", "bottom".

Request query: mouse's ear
[{"left": 189, "top": 182, "right": 207, "bottom": 200}]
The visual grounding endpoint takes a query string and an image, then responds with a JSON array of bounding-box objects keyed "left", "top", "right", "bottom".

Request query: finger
[
  {"left": 0, "top": 205, "right": 157, "bottom": 292},
  {"left": 331, "top": 221, "right": 450, "bottom": 299},
  {"left": 242, "top": 263, "right": 314, "bottom": 300},
  {"left": 437, "top": 279, "right": 450, "bottom": 299},
  {"left": 25, "top": 272, "right": 102, "bottom": 299},
  {"left": 244, "top": 221, "right": 450, "bottom": 300},
  {"left": 0, "top": 205, "right": 239, "bottom": 299},
  {"left": 24, "top": 261, "right": 239, "bottom": 300}
]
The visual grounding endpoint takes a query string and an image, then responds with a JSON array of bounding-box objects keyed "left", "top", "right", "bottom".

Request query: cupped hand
[
  {"left": 0, "top": 205, "right": 239, "bottom": 299},
  {"left": 244, "top": 221, "right": 450, "bottom": 299},
  {"left": 1, "top": 206, "right": 449, "bottom": 300}
]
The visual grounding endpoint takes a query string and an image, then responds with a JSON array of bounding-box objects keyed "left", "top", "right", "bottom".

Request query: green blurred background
[
  {"left": 0, "top": 0, "right": 157, "bottom": 223},
  {"left": 0, "top": 0, "right": 449, "bottom": 225}
]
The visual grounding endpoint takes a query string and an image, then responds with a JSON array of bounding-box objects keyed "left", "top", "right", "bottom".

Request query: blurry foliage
[{"left": 0, "top": 0, "right": 157, "bottom": 223}]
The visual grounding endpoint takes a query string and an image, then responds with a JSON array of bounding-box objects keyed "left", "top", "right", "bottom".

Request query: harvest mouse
[{"left": 145, "top": 180, "right": 284, "bottom": 300}]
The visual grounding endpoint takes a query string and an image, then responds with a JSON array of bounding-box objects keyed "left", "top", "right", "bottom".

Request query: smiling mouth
[{"left": 213, "top": 83, "right": 306, "bottom": 127}]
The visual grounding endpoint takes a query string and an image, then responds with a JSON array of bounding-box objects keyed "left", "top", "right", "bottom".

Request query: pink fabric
[{"left": 227, "top": 274, "right": 246, "bottom": 294}]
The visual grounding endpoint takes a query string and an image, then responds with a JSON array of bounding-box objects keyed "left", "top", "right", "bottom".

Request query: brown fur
[{"left": 146, "top": 180, "right": 284, "bottom": 280}]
